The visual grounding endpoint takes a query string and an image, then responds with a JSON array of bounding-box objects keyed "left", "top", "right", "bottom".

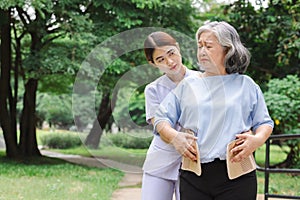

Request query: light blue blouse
[{"left": 154, "top": 73, "right": 274, "bottom": 163}]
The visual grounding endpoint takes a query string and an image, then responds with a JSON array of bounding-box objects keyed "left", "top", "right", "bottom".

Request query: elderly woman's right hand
[{"left": 171, "top": 131, "right": 198, "bottom": 161}]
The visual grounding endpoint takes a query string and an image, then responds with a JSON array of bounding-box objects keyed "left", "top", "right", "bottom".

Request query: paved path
[
  {"left": 110, "top": 173, "right": 143, "bottom": 200},
  {"left": 41, "top": 150, "right": 143, "bottom": 200},
  {"left": 41, "top": 150, "right": 287, "bottom": 200}
]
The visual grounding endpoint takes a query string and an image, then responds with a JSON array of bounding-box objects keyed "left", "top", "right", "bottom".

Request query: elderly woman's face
[{"left": 197, "top": 31, "right": 226, "bottom": 75}]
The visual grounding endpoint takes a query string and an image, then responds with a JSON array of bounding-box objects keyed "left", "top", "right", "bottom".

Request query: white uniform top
[{"left": 143, "top": 68, "right": 198, "bottom": 180}]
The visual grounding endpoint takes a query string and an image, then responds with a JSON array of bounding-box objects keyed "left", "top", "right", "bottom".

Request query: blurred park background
[{"left": 0, "top": 0, "right": 299, "bottom": 199}]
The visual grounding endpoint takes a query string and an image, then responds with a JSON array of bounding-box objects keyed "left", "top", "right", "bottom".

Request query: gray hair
[{"left": 196, "top": 21, "right": 251, "bottom": 74}]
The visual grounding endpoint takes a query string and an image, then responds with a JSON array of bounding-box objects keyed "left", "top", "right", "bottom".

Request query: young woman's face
[
  {"left": 197, "top": 31, "right": 226, "bottom": 75},
  {"left": 152, "top": 45, "right": 183, "bottom": 75}
]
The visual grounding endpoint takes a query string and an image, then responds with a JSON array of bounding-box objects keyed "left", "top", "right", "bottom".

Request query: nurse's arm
[{"left": 156, "top": 121, "right": 198, "bottom": 161}]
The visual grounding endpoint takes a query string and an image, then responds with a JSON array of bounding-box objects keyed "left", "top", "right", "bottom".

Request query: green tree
[
  {"left": 222, "top": 0, "right": 300, "bottom": 85},
  {"left": 79, "top": 0, "right": 199, "bottom": 148},
  {"left": 36, "top": 93, "right": 73, "bottom": 129},
  {"left": 0, "top": 0, "right": 93, "bottom": 158},
  {"left": 0, "top": 8, "right": 18, "bottom": 157}
]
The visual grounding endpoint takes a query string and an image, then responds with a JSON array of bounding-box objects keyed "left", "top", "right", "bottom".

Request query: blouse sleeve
[
  {"left": 251, "top": 85, "right": 274, "bottom": 131},
  {"left": 153, "top": 90, "right": 181, "bottom": 132}
]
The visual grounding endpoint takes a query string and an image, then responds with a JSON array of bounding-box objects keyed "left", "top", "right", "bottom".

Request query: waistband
[{"left": 202, "top": 158, "right": 226, "bottom": 166}]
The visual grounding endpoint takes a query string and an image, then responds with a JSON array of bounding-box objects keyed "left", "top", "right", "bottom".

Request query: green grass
[
  {"left": 1, "top": 130, "right": 299, "bottom": 198},
  {"left": 56, "top": 142, "right": 300, "bottom": 196},
  {"left": 255, "top": 144, "right": 300, "bottom": 195},
  {"left": 57, "top": 145, "right": 147, "bottom": 167},
  {"left": 55, "top": 145, "right": 300, "bottom": 196},
  {"left": 257, "top": 172, "right": 300, "bottom": 196},
  {"left": 255, "top": 143, "right": 290, "bottom": 166},
  {"left": 0, "top": 151, "right": 123, "bottom": 200}
]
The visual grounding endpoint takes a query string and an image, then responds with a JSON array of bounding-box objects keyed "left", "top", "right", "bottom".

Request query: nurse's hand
[{"left": 171, "top": 131, "right": 198, "bottom": 161}]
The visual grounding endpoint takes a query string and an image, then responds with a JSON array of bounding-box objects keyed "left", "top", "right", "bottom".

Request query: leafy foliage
[
  {"left": 129, "top": 88, "right": 147, "bottom": 127},
  {"left": 11, "top": 0, "right": 94, "bottom": 79},
  {"left": 264, "top": 75, "right": 300, "bottom": 134},
  {"left": 264, "top": 74, "right": 300, "bottom": 167},
  {"left": 2, "top": 0, "right": 299, "bottom": 157},
  {"left": 36, "top": 93, "right": 74, "bottom": 129},
  {"left": 222, "top": 0, "right": 300, "bottom": 85},
  {"left": 74, "top": 0, "right": 199, "bottom": 144},
  {"left": 0, "top": 0, "right": 24, "bottom": 9}
]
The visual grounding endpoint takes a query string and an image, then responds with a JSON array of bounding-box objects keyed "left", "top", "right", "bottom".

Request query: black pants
[{"left": 180, "top": 159, "right": 257, "bottom": 200}]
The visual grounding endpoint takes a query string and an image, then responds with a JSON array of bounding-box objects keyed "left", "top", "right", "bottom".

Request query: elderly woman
[{"left": 154, "top": 21, "right": 274, "bottom": 200}]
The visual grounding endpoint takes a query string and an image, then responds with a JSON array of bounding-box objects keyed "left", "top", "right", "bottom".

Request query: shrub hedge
[
  {"left": 40, "top": 132, "right": 83, "bottom": 149},
  {"left": 103, "top": 132, "right": 153, "bottom": 149},
  {"left": 40, "top": 131, "right": 153, "bottom": 149}
]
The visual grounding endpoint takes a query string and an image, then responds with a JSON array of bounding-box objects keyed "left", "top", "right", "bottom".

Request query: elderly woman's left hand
[{"left": 230, "top": 130, "right": 260, "bottom": 163}]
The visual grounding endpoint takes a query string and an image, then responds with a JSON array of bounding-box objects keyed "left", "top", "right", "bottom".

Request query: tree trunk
[
  {"left": 19, "top": 78, "right": 41, "bottom": 156},
  {"left": 10, "top": 25, "right": 21, "bottom": 141},
  {"left": 17, "top": 11, "right": 44, "bottom": 157},
  {"left": 85, "top": 92, "right": 114, "bottom": 149},
  {"left": 0, "top": 8, "right": 20, "bottom": 158}
]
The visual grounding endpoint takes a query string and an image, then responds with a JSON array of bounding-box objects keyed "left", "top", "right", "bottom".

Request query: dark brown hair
[{"left": 144, "top": 31, "right": 177, "bottom": 64}]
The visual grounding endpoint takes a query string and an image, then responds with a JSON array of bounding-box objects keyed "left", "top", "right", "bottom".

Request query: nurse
[{"left": 141, "top": 31, "right": 198, "bottom": 200}]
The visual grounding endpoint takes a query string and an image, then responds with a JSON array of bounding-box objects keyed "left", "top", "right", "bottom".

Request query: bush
[
  {"left": 264, "top": 74, "right": 300, "bottom": 168},
  {"left": 104, "top": 132, "right": 153, "bottom": 149},
  {"left": 40, "top": 132, "right": 83, "bottom": 149},
  {"left": 264, "top": 74, "right": 300, "bottom": 134},
  {"left": 36, "top": 93, "right": 74, "bottom": 129}
]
